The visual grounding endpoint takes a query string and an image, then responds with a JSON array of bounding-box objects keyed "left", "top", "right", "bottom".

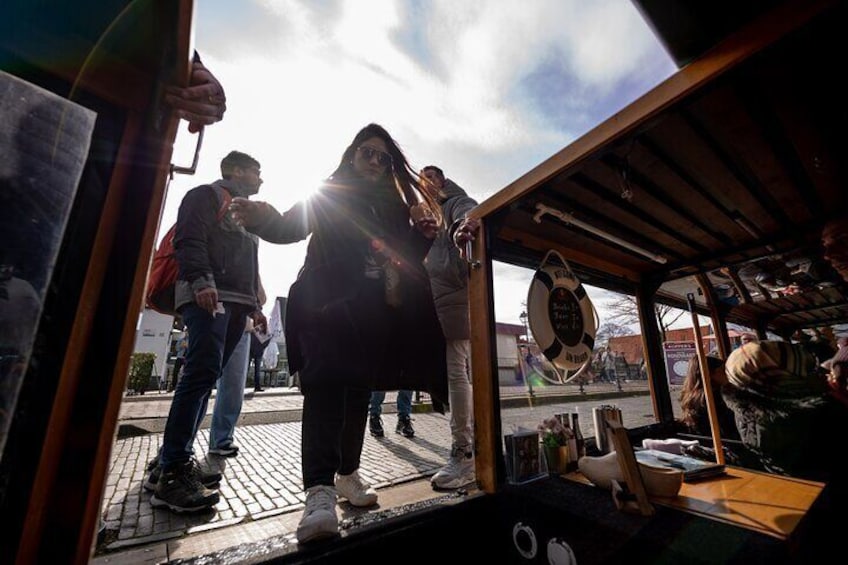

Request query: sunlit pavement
[{"left": 96, "top": 381, "right": 653, "bottom": 559}]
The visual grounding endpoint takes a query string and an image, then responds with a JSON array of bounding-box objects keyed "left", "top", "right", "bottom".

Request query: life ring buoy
[{"left": 527, "top": 250, "right": 597, "bottom": 370}]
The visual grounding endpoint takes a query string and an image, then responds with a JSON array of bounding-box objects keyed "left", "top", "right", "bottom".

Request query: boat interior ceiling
[{"left": 484, "top": 0, "right": 847, "bottom": 335}]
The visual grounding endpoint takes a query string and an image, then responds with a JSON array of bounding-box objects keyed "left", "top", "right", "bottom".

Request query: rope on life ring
[{"left": 527, "top": 250, "right": 597, "bottom": 371}]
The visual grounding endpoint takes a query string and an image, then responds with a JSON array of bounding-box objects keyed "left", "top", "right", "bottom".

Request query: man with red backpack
[{"left": 148, "top": 150, "right": 267, "bottom": 513}]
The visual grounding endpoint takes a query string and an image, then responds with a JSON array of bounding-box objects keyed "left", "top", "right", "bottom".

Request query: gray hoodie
[{"left": 424, "top": 179, "right": 478, "bottom": 340}]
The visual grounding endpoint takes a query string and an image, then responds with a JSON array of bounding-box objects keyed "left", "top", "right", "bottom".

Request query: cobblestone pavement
[
  {"left": 100, "top": 413, "right": 452, "bottom": 553},
  {"left": 98, "top": 381, "right": 656, "bottom": 555}
]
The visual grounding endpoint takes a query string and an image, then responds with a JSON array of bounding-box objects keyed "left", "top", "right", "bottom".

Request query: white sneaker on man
[
  {"left": 296, "top": 485, "right": 339, "bottom": 544},
  {"left": 334, "top": 470, "right": 378, "bottom": 507},
  {"left": 431, "top": 446, "right": 475, "bottom": 490}
]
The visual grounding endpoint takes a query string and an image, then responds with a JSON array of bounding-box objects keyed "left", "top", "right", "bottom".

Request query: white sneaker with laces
[
  {"left": 334, "top": 470, "right": 378, "bottom": 507},
  {"left": 296, "top": 485, "right": 339, "bottom": 544},
  {"left": 431, "top": 447, "right": 475, "bottom": 490}
]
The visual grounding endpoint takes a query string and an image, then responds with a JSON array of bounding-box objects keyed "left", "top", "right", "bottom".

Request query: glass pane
[{"left": 0, "top": 71, "right": 95, "bottom": 456}]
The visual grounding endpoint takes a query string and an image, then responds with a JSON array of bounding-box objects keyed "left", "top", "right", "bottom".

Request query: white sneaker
[
  {"left": 296, "top": 485, "right": 339, "bottom": 544},
  {"left": 334, "top": 470, "right": 378, "bottom": 507},
  {"left": 431, "top": 447, "right": 475, "bottom": 490}
]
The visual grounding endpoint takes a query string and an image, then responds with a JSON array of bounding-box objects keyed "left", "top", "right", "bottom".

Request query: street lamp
[
  {"left": 519, "top": 311, "right": 534, "bottom": 397},
  {"left": 519, "top": 311, "right": 529, "bottom": 343}
]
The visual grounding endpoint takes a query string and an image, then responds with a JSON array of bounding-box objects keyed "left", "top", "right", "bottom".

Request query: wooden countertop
[{"left": 566, "top": 466, "right": 824, "bottom": 540}]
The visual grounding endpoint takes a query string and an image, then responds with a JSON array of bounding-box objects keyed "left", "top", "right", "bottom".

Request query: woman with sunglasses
[{"left": 230, "top": 123, "right": 447, "bottom": 543}]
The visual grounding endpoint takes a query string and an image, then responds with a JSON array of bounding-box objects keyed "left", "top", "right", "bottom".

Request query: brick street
[{"left": 94, "top": 382, "right": 659, "bottom": 562}]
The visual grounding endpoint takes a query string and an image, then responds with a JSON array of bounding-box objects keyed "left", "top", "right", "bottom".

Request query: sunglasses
[{"left": 357, "top": 145, "right": 393, "bottom": 168}]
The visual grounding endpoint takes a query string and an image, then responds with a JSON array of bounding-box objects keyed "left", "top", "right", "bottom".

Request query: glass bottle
[
  {"left": 571, "top": 409, "right": 586, "bottom": 463},
  {"left": 558, "top": 412, "right": 578, "bottom": 472}
]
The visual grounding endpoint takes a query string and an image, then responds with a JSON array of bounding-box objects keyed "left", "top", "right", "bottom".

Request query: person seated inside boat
[
  {"left": 822, "top": 214, "right": 848, "bottom": 283},
  {"left": 679, "top": 354, "right": 740, "bottom": 441},
  {"left": 822, "top": 336, "right": 848, "bottom": 406},
  {"left": 675, "top": 354, "right": 770, "bottom": 469},
  {"left": 722, "top": 340, "right": 848, "bottom": 482}
]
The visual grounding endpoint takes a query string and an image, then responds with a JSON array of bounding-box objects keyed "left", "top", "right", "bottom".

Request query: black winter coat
[
  {"left": 250, "top": 176, "right": 447, "bottom": 408},
  {"left": 174, "top": 180, "right": 261, "bottom": 310}
]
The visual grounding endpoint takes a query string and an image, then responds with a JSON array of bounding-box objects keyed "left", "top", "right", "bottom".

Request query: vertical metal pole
[
  {"left": 523, "top": 316, "right": 535, "bottom": 398},
  {"left": 524, "top": 316, "right": 535, "bottom": 398}
]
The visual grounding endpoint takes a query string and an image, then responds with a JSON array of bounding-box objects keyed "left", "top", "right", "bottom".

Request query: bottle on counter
[
  {"left": 571, "top": 409, "right": 586, "bottom": 463},
  {"left": 558, "top": 412, "right": 578, "bottom": 472}
]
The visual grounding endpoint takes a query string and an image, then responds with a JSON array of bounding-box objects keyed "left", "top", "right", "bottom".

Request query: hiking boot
[
  {"left": 369, "top": 416, "right": 384, "bottom": 438},
  {"left": 296, "top": 485, "right": 339, "bottom": 544},
  {"left": 208, "top": 444, "right": 239, "bottom": 457},
  {"left": 431, "top": 446, "right": 475, "bottom": 490},
  {"left": 396, "top": 415, "right": 415, "bottom": 438},
  {"left": 143, "top": 456, "right": 161, "bottom": 491},
  {"left": 150, "top": 460, "right": 220, "bottom": 512},
  {"left": 144, "top": 456, "right": 222, "bottom": 492},
  {"left": 335, "top": 470, "right": 378, "bottom": 507}
]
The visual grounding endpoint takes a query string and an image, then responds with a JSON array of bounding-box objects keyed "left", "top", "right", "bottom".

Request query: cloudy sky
[{"left": 163, "top": 0, "right": 677, "bottom": 327}]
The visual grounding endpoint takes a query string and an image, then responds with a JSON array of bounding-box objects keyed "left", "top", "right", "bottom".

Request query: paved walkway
[{"left": 96, "top": 381, "right": 653, "bottom": 560}]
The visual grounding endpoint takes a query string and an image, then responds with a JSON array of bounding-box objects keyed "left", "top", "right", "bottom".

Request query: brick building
[{"left": 607, "top": 326, "right": 716, "bottom": 365}]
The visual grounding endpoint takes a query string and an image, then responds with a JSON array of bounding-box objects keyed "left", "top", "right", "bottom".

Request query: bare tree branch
[{"left": 603, "top": 294, "right": 685, "bottom": 340}]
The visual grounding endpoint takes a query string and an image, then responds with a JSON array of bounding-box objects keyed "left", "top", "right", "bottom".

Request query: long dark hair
[
  {"left": 328, "top": 123, "right": 442, "bottom": 225},
  {"left": 680, "top": 355, "right": 725, "bottom": 429}
]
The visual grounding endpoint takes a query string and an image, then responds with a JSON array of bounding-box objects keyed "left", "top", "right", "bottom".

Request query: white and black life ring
[{"left": 527, "top": 250, "right": 597, "bottom": 371}]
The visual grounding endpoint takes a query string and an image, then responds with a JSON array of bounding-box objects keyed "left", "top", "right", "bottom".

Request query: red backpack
[{"left": 145, "top": 187, "right": 232, "bottom": 316}]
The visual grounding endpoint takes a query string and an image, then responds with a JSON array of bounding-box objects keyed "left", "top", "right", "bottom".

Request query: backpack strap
[{"left": 209, "top": 184, "right": 232, "bottom": 221}]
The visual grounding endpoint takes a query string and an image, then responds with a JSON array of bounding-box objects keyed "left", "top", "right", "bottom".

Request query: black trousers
[
  {"left": 297, "top": 280, "right": 390, "bottom": 489},
  {"left": 251, "top": 353, "right": 263, "bottom": 388},
  {"left": 300, "top": 384, "right": 370, "bottom": 489}
]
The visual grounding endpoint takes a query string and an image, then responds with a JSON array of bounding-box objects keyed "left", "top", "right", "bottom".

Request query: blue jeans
[
  {"left": 369, "top": 390, "right": 412, "bottom": 418},
  {"left": 208, "top": 331, "right": 250, "bottom": 449},
  {"left": 160, "top": 302, "right": 252, "bottom": 470}
]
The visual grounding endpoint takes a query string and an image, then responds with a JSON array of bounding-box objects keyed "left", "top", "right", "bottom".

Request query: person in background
[
  {"left": 809, "top": 328, "right": 837, "bottom": 364},
  {"left": 369, "top": 390, "right": 414, "bottom": 438},
  {"left": 148, "top": 150, "right": 266, "bottom": 513},
  {"left": 169, "top": 332, "right": 188, "bottom": 392},
  {"left": 604, "top": 349, "right": 617, "bottom": 383},
  {"left": 230, "top": 124, "right": 447, "bottom": 544},
  {"left": 250, "top": 321, "right": 272, "bottom": 392},
  {"left": 419, "top": 165, "right": 479, "bottom": 490},
  {"left": 823, "top": 336, "right": 848, "bottom": 406},
  {"left": 793, "top": 328, "right": 836, "bottom": 369},
  {"left": 616, "top": 353, "right": 629, "bottom": 379},
  {"left": 679, "top": 354, "right": 740, "bottom": 440},
  {"left": 207, "top": 318, "right": 253, "bottom": 457},
  {"left": 207, "top": 275, "right": 267, "bottom": 458},
  {"left": 822, "top": 214, "right": 848, "bottom": 283},
  {"left": 820, "top": 217, "right": 848, "bottom": 404}
]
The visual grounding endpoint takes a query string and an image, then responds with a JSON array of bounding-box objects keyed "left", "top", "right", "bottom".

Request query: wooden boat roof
[{"left": 472, "top": 0, "right": 847, "bottom": 334}]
